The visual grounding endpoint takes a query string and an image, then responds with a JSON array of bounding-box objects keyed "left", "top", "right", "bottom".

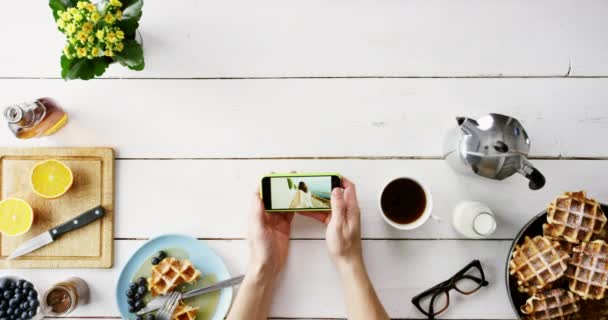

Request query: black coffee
[{"left": 380, "top": 178, "right": 427, "bottom": 224}]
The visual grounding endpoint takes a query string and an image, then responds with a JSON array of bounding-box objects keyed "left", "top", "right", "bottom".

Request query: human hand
[
  {"left": 247, "top": 189, "right": 294, "bottom": 279},
  {"left": 299, "top": 177, "right": 363, "bottom": 269}
]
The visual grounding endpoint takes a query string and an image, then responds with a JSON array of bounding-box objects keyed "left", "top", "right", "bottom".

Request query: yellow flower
[
  {"left": 91, "top": 12, "right": 100, "bottom": 22},
  {"left": 77, "top": 1, "right": 87, "bottom": 9},
  {"left": 61, "top": 11, "right": 71, "bottom": 21},
  {"left": 109, "top": 0, "right": 122, "bottom": 7},
  {"left": 73, "top": 12, "right": 83, "bottom": 21},
  {"left": 104, "top": 49, "right": 114, "bottom": 57},
  {"left": 66, "top": 23, "right": 77, "bottom": 35},
  {"left": 57, "top": 18, "right": 66, "bottom": 29},
  {"left": 91, "top": 47, "right": 100, "bottom": 57},
  {"left": 63, "top": 45, "right": 70, "bottom": 56},
  {"left": 82, "top": 22, "right": 93, "bottom": 33},
  {"left": 76, "top": 47, "right": 87, "bottom": 58},
  {"left": 115, "top": 42, "right": 124, "bottom": 52},
  {"left": 96, "top": 30, "right": 105, "bottom": 40},
  {"left": 69, "top": 37, "right": 78, "bottom": 44},
  {"left": 69, "top": 8, "right": 78, "bottom": 15},
  {"left": 77, "top": 31, "right": 88, "bottom": 44},
  {"left": 88, "top": 35, "right": 95, "bottom": 43},
  {"left": 115, "top": 10, "right": 122, "bottom": 20},
  {"left": 106, "top": 31, "right": 117, "bottom": 43},
  {"left": 86, "top": 3, "right": 96, "bottom": 12},
  {"left": 116, "top": 30, "right": 125, "bottom": 40},
  {"left": 104, "top": 14, "right": 115, "bottom": 24}
]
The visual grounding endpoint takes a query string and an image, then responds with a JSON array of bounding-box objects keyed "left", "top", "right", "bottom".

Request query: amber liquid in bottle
[{"left": 4, "top": 97, "right": 68, "bottom": 139}]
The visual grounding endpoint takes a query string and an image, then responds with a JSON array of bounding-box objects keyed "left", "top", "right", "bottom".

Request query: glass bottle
[
  {"left": 452, "top": 201, "right": 497, "bottom": 239},
  {"left": 4, "top": 97, "right": 68, "bottom": 139},
  {"left": 43, "top": 277, "right": 90, "bottom": 315}
]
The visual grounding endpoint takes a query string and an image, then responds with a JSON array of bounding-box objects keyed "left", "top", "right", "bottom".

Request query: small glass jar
[
  {"left": 43, "top": 277, "right": 89, "bottom": 315},
  {"left": 452, "top": 201, "right": 497, "bottom": 239}
]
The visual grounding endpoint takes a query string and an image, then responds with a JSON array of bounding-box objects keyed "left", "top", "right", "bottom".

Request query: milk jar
[{"left": 452, "top": 201, "right": 497, "bottom": 239}]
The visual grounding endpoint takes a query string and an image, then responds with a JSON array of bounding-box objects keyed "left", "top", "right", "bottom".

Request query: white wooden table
[{"left": 2, "top": 1, "right": 608, "bottom": 319}]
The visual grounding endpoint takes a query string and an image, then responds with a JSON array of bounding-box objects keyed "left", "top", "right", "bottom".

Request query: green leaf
[
  {"left": 61, "top": 54, "right": 111, "bottom": 80},
  {"left": 49, "top": 0, "right": 77, "bottom": 21},
  {"left": 116, "top": 0, "right": 143, "bottom": 37},
  {"left": 113, "top": 40, "right": 145, "bottom": 71}
]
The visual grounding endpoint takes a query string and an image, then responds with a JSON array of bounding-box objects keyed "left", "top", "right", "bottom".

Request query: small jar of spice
[{"left": 42, "top": 277, "right": 89, "bottom": 315}]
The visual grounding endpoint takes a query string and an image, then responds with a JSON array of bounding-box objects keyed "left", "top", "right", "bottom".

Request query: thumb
[
  {"left": 329, "top": 187, "right": 346, "bottom": 225},
  {"left": 250, "top": 190, "right": 266, "bottom": 225}
]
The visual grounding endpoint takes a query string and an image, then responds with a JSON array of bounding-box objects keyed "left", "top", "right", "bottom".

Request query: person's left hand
[{"left": 247, "top": 190, "right": 294, "bottom": 276}]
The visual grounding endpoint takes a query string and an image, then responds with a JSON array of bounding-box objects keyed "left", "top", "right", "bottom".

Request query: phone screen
[{"left": 266, "top": 176, "right": 337, "bottom": 210}]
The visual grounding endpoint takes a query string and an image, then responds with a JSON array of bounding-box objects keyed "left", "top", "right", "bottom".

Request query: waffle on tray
[
  {"left": 509, "top": 235, "right": 570, "bottom": 294},
  {"left": 510, "top": 191, "right": 608, "bottom": 319},
  {"left": 520, "top": 288, "right": 579, "bottom": 320}
]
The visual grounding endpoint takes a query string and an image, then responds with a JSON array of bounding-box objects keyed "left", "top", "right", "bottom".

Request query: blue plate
[{"left": 116, "top": 234, "right": 233, "bottom": 319}]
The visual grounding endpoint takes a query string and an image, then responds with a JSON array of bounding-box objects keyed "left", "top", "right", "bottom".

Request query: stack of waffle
[
  {"left": 510, "top": 191, "right": 608, "bottom": 319},
  {"left": 147, "top": 257, "right": 202, "bottom": 319}
]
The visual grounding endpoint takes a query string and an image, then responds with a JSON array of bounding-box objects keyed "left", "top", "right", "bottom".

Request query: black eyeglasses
[{"left": 411, "top": 260, "right": 489, "bottom": 319}]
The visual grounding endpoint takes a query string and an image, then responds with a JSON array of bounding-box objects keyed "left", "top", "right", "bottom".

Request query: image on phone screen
[{"left": 269, "top": 176, "right": 333, "bottom": 210}]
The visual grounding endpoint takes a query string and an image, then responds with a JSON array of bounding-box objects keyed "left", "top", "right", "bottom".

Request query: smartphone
[{"left": 261, "top": 173, "right": 342, "bottom": 212}]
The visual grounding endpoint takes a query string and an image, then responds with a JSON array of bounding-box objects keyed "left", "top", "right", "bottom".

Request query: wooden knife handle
[{"left": 51, "top": 206, "right": 105, "bottom": 240}]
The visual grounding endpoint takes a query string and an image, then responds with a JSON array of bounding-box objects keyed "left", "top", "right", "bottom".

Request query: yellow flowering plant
[{"left": 50, "top": 0, "right": 144, "bottom": 80}]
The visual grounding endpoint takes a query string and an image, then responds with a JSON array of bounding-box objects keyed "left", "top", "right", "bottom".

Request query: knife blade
[
  {"left": 136, "top": 274, "right": 244, "bottom": 315},
  {"left": 7, "top": 206, "right": 105, "bottom": 260}
]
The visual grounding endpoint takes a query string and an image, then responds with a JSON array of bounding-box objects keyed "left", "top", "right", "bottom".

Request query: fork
[{"left": 156, "top": 291, "right": 183, "bottom": 320}]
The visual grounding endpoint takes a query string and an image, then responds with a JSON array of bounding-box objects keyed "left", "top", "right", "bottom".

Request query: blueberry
[
  {"left": 20, "top": 312, "right": 27, "bottom": 320},
  {"left": 126, "top": 289, "right": 134, "bottom": 298},
  {"left": 136, "top": 285, "right": 146, "bottom": 295},
  {"left": 22, "top": 283, "right": 31, "bottom": 291},
  {"left": 8, "top": 300, "right": 17, "bottom": 308},
  {"left": 127, "top": 298, "right": 135, "bottom": 306},
  {"left": 133, "top": 293, "right": 141, "bottom": 301},
  {"left": 0, "top": 311, "right": 3, "bottom": 317},
  {"left": 5, "top": 308, "right": 12, "bottom": 315},
  {"left": 137, "top": 277, "right": 146, "bottom": 287},
  {"left": 28, "top": 300, "right": 38, "bottom": 309},
  {"left": 151, "top": 257, "right": 160, "bottom": 265},
  {"left": 12, "top": 295, "right": 20, "bottom": 303},
  {"left": 128, "top": 306, "right": 135, "bottom": 313},
  {"left": 15, "top": 281, "right": 25, "bottom": 290},
  {"left": 129, "top": 282, "right": 138, "bottom": 290},
  {"left": 27, "top": 310, "right": 35, "bottom": 317},
  {"left": 3, "top": 291, "right": 12, "bottom": 299},
  {"left": 146, "top": 314, "right": 155, "bottom": 320},
  {"left": 135, "top": 316, "right": 143, "bottom": 320},
  {"left": 27, "top": 290, "right": 36, "bottom": 299},
  {"left": 0, "top": 301, "right": 6, "bottom": 310},
  {"left": 134, "top": 300, "right": 144, "bottom": 310},
  {"left": 157, "top": 251, "right": 167, "bottom": 260},
  {"left": 0, "top": 280, "right": 11, "bottom": 290}
]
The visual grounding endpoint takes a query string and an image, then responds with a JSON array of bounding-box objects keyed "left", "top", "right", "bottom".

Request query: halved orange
[
  {"left": 30, "top": 159, "right": 73, "bottom": 199},
  {"left": 0, "top": 198, "right": 34, "bottom": 236}
]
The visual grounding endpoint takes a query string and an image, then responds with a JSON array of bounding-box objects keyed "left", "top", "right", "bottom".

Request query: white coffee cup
[{"left": 378, "top": 177, "right": 433, "bottom": 230}]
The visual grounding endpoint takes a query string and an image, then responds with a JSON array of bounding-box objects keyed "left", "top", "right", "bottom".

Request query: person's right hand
[{"left": 299, "top": 177, "right": 363, "bottom": 268}]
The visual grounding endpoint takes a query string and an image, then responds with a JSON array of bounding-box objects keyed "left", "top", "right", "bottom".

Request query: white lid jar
[{"left": 452, "top": 201, "right": 497, "bottom": 239}]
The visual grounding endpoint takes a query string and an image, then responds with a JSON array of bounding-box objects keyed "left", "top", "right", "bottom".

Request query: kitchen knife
[{"left": 7, "top": 206, "right": 105, "bottom": 260}]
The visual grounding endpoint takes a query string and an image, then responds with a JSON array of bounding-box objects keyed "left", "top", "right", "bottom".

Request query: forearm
[
  {"left": 227, "top": 265, "right": 277, "bottom": 320},
  {"left": 337, "top": 257, "right": 389, "bottom": 320}
]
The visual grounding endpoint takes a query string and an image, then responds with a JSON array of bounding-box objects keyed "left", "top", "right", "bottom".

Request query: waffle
[
  {"left": 543, "top": 191, "right": 607, "bottom": 244},
  {"left": 565, "top": 240, "right": 608, "bottom": 300},
  {"left": 148, "top": 257, "right": 201, "bottom": 296},
  {"left": 521, "top": 288, "right": 580, "bottom": 320},
  {"left": 510, "top": 236, "right": 570, "bottom": 293},
  {"left": 173, "top": 302, "right": 199, "bottom": 320}
]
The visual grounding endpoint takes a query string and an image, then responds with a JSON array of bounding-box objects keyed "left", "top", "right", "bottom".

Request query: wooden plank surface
[
  {"left": 113, "top": 159, "right": 608, "bottom": 239},
  {"left": 0, "top": 148, "right": 114, "bottom": 268},
  {"left": 14, "top": 239, "right": 515, "bottom": 319},
  {"left": 1, "top": 0, "right": 608, "bottom": 78},
  {"left": 0, "top": 79, "right": 607, "bottom": 158}
]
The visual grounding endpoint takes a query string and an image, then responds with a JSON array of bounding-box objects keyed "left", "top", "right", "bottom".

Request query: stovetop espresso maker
[{"left": 443, "top": 113, "right": 546, "bottom": 190}]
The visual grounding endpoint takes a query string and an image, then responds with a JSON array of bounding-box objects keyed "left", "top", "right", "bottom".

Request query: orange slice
[
  {"left": 0, "top": 198, "right": 34, "bottom": 236},
  {"left": 30, "top": 159, "right": 73, "bottom": 199}
]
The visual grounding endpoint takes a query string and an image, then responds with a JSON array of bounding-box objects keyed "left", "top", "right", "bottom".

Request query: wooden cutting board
[{"left": 0, "top": 148, "right": 114, "bottom": 268}]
